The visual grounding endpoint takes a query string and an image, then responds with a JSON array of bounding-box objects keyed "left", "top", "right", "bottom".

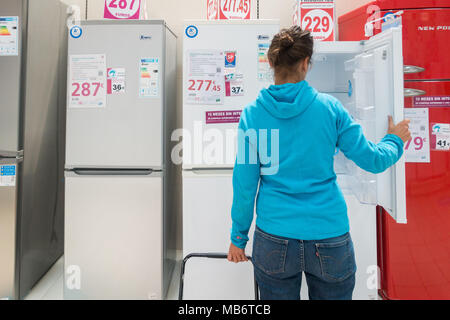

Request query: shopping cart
[{"left": 178, "top": 253, "right": 260, "bottom": 300}]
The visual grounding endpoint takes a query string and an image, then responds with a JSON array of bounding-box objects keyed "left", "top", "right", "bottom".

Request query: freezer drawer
[
  {"left": 182, "top": 170, "right": 255, "bottom": 300},
  {"left": 0, "top": 159, "right": 20, "bottom": 299},
  {"left": 64, "top": 172, "right": 163, "bottom": 300}
]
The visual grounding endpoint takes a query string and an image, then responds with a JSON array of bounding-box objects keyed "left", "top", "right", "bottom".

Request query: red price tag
[
  {"left": 219, "top": 0, "right": 251, "bottom": 20},
  {"left": 296, "top": 1, "right": 335, "bottom": 41},
  {"left": 104, "top": 0, "right": 141, "bottom": 19},
  {"left": 207, "top": 0, "right": 219, "bottom": 20},
  {"left": 302, "top": 9, "right": 333, "bottom": 41},
  {"left": 187, "top": 79, "right": 222, "bottom": 92},
  {"left": 72, "top": 82, "right": 103, "bottom": 97},
  {"left": 405, "top": 136, "right": 426, "bottom": 151}
]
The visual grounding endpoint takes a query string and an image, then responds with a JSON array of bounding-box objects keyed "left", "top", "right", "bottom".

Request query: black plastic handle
[{"left": 178, "top": 253, "right": 259, "bottom": 300}]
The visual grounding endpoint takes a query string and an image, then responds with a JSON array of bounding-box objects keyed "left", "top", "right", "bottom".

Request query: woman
[{"left": 227, "top": 26, "right": 411, "bottom": 300}]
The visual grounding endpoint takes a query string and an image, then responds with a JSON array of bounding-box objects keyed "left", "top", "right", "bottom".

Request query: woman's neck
[{"left": 274, "top": 73, "right": 306, "bottom": 85}]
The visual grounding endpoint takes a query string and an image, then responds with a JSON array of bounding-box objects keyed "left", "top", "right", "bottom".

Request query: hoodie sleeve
[
  {"left": 335, "top": 102, "right": 404, "bottom": 174},
  {"left": 230, "top": 113, "right": 260, "bottom": 249}
]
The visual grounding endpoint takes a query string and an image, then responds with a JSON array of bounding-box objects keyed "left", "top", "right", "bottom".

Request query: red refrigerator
[{"left": 339, "top": 0, "right": 450, "bottom": 300}]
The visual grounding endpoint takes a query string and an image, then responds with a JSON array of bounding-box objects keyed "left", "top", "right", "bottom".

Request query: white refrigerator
[
  {"left": 304, "top": 27, "right": 407, "bottom": 300},
  {"left": 64, "top": 20, "right": 178, "bottom": 300},
  {"left": 182, "top": 20, "right": 280, "bottom": 300}
]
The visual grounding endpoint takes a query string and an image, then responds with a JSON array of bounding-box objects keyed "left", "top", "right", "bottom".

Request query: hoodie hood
[{"left": 257, "top": 81, "right": 318, "bottom": 119}]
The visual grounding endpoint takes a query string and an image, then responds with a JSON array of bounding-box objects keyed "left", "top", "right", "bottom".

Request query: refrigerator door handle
[
  {"left": 404, "top": 88, "right": 426, "bottom": 97},
  {"left": 0, "top": 150, "right": 24, "bottom": 159},
  {"left": 72, "top": 169, "right": 154, "bottom": 176},
  {"left": 403, "top": 65, "right": 425, "bottom": 74}
]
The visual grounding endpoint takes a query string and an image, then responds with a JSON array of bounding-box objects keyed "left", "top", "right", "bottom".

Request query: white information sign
[
  {"left": 139, "top": 58, "right": 160, "bottom": 98},
  {"left": 404, "top": 108, "right": 430, "bottom": 163},
  {"left": 186, "top": 50, "right": 225, "bottom": 105},
  {"left": 69, "top": 54, "right": 107, "bottom": 108},
  {"left": 0, "top": 16, "right": 19, "bottom": 56}
]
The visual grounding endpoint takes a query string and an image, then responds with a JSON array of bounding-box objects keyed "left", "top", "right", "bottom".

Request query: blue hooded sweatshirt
[{"left": 231, "top": 81, "right": 404, "bottom": 248}]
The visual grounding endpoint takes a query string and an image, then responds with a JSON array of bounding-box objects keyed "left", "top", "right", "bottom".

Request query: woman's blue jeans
[{"left": 252, "top": 227, "right": 357, "bottom": 300}]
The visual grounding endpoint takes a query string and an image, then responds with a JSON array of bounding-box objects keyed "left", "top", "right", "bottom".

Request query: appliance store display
[
  {"left": 0, "top": 0, "right": 67, "bottom": 300},
  {"left": 64, "top": 20, "right": 178, "bottom": 300},
  {"left": 0, "top": 0, "right": 448, "bottom": 302}
]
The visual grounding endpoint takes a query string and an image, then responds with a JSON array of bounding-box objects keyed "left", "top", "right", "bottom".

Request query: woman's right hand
[{"left": 388, "top": 116, "right": 412, "bottom": 143}]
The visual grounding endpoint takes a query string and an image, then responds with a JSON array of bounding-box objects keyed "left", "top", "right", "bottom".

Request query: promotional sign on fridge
[
  {"left": 0, "top": 0, "right": 67, "bottom": 300},
  {"left": 339, "top": 0, "right": 450, "bottom": 300},
  {"left": 64, "top": 20, "right": 178, "bottom": 300},
  {"left": 293, "top": 0, "right": 336, "bottom": 41}
]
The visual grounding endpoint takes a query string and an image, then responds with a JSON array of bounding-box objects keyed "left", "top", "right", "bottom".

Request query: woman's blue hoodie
[{"left": 231, "top": 81, "right": 404, "bottom": 248}]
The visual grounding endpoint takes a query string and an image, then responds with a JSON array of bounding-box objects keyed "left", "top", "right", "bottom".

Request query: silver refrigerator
[
  {"left": 0, "top": 0, "right": 67, "bottom": 299},
  {"left": 64, "top": 20, "right": 178, "bottom": 300}
]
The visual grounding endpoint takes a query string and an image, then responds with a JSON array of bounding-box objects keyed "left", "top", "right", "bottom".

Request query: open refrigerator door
[{"left": 309, "top": 27, "right": 406, "bottom": 224}]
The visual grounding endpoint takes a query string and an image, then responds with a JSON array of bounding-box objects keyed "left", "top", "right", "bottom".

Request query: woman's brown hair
[{"left": 268, "top": 26, "right": 314, "bottom": 77}]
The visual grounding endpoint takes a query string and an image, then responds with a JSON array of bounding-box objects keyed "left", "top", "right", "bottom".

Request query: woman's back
[{"left": 234, "top": 78, "right": 406, "bottom": 241}]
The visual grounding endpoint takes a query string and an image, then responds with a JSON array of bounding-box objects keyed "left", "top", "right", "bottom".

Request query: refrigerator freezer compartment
[{"left": 182, "top": 171, "right": 255, "bottom": 299}]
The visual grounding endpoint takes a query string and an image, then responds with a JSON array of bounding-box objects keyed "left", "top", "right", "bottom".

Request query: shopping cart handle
[
  {"left": 178, "top": 253, "right": 258, "bottom": 300},
  {"left": 183, "top": 253, "right": 252, "bottom": 261}
]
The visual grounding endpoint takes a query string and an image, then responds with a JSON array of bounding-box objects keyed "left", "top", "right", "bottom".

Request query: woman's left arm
[{"left": 230, "top": 117, "right": 261, "bottom": 252}]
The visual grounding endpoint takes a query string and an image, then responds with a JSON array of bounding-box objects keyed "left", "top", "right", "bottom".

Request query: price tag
[
  {"left": 431, "top": 123, "right": 450, "bottom": 151},
  {"left": 220, "top": 0, "right": 251, "bottom": 19},
  {"left": 404, "top": 108, "right": 430, "bottom": 163},
  {"left": 207, "top": 0, "right": 219, "bottom": 20},
  {"left": 225, "top": 73, "right": 244, "bottom": 97},
  {"left": 107, "top": 68, "right": 126, "bottom": 94},
  {"left": 69, "top": 54, "right": 107, "bottom": 108},
  {"left": 295, "top": 1, "right": 335, "bottom": 41},
  {"left": 186, "top": 51, "right": 225, "bottom": 105},
  {"left": 207, "top": 0, "right": 251, "bottom": 20},
  {"left": 104, "top": 0, "right": 141, "bottom": 19},
  {"left": 435, "top": 135, "right": 450, "bottom": 150},
  {"left": 187, "top": 79, "right": 223, "bottom": 93}
]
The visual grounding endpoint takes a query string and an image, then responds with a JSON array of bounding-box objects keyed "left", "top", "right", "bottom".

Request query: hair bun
[{"left": 279, "top": 33, "right": 295, "bottom": 50}]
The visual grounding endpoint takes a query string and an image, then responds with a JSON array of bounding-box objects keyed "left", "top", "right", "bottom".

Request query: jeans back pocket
[
  {"left": 252, "top": 229, "right": 288, "bottom": 275},
  {"left": 315, "top": 234, "right": 356, "bottom": 282}
]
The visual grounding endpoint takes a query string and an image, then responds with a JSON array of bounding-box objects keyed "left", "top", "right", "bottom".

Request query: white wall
[{"left": 59, "top": 0, "right": 374, "bottom": 250}]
